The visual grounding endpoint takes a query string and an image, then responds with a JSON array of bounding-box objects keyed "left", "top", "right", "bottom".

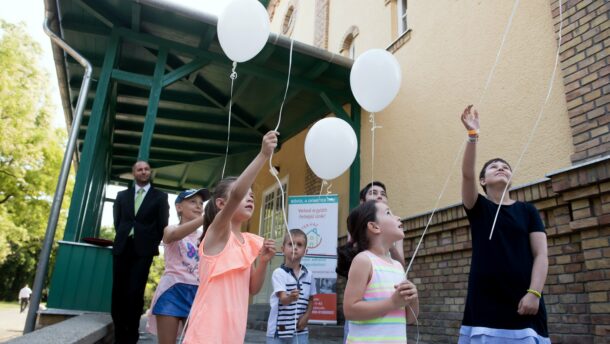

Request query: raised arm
[
  {"left": 163, "top": 215, "right": 204, "bottom": 244},
  {"left": 461, "top": 105, "right": 479, "bottom": 209},
  {"left": 205, "top": 131, "right": 278, "bottom": 245}
]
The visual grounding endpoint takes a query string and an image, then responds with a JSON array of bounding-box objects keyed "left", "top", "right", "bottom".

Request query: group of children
[{"left": 145, "top": 105, "right": 550, "bottom": 344}]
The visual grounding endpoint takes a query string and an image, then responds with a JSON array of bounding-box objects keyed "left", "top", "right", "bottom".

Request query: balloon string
[
  {"left": 177, "top": 311, "right": 190, "bottom": 344},
  {"left": 269, "top": 39, "right": 294, "bottom": 257},
  {"left": 489, "top": 0, "right": 564, "bottom": 240},
  {"left": 477, "top": 0, "right": 520, "bottom": 106},
  {"left": 319, "top": 180, "right": 333, "bottom": 195},
  {"left": 369, "top": 112, "right": 381, "bottom": 188},
  {"left": 221, "top": 61, "right": 238, "bottom": 179},
  {"left": 406, "top": 304, "right": 420, "bottom": 344},
  {"left": 404, "top": 0, "right": 520, "bottom": 278},
  {"left": 405, "top": 141, "right": 466, "bottom": 277}
]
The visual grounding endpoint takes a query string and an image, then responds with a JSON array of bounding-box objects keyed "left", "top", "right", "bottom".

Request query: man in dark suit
[{"left": 112, "top": 161, "right": 169, "bottom": 344}]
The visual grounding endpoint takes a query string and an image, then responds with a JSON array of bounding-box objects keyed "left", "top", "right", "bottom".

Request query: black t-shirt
[{"left": 462, "top": 194, "right": 548, "bottom": 337}]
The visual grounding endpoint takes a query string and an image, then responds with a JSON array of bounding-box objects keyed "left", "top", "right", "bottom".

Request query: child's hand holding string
[
  {"left": 260, "top": 239, "right": 276, "bottom": 263},
  {"left": 261, "top": 131, "right": 279, "bottom": 158},
  {"left": 391, "top": 280, "right": 418, "bottom": 308},
  {"left": 288, "top": 289, "right": 300, "bottom": 303}
]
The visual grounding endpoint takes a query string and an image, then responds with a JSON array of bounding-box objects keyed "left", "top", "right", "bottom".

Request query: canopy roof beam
[
  {"left": 117, "top": 28, "right": 345, "bottom": 97},
  {"left": 254, "top": 61, "right": 330, "bottom": 130}
]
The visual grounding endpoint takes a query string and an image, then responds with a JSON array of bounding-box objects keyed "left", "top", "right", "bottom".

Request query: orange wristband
[{"left": 467, "top": 129, "right": 479, "bottom": 136}]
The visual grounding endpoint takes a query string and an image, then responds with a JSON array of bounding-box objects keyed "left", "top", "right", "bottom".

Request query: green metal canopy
[
  {"left": 36, "top": 0, "right": 361, "bottom": 319},
  {"left": 49, "top": 0, "right": 356, "bottom": 192}
]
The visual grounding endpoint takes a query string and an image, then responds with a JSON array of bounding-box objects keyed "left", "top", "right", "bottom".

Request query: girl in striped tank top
[{"left": 342, "top": 201, "right": 419, "bottom": 343}]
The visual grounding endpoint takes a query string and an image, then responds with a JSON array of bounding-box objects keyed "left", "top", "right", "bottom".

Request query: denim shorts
[{"left": 152, "top": 283, "right": 197, "bottom": 318}]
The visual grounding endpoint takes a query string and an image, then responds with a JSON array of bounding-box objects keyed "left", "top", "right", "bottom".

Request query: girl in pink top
[
  {"left": 147, "top": 188, "right": 210, "bottom": 344},
  {"left": 183, "top": 131, "right": 278, "bottom": 344}
]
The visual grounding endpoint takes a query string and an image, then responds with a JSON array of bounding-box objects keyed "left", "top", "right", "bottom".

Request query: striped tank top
[{"left": 347, "top": 250, "right": 407, "bottom": 344}]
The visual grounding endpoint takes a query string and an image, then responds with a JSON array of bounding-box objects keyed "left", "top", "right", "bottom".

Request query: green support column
[
  {"left": 63, "top": 31, "right": 121, "bottom": 241},
  {"left": 319, "top": 92, "right": 361, "bottom": 209},
  {"left": 79, "top": 149, "right": 108, "bottom": 240},
  {"left": 138, "top": 47, "right": 168, "bottom": 161},
  {"left": 349, "top": 102, "right": 361, "bottom": 210},
  {"left": 320, "top": 92, "right": 350, "bottom": 122},
  {"left": 79, "top": 94, "right": 116, "bottom": 240}
]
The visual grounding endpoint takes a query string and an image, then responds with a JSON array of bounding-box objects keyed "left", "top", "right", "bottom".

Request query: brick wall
[
  {"left": 305, "top": 163, "right": 323, "bottom": 195},
  {"left": 337, "top": 157, "right": 610, "bottom": 343},
  {"left": 554, "top": 0, "right": 610, "bottom": 163}
]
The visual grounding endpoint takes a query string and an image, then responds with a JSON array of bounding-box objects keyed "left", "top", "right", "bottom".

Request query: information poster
[{"left": 288, "top": 195, "right": 338, "bottom": 324}]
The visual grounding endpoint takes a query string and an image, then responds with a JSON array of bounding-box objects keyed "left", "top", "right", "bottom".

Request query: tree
[
  {"left": 99, "top": 225, "right": 115, "bottom": 241},
  {"left": 0, "top": 20, "right": 73, "bottom": 300},
  {"left": 144, "top": 254, "right": 165, "bottom": 309}
]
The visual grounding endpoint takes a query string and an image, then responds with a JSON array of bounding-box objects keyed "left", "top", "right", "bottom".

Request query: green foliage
[
  {"left": 144, "top": 254, "right": 165, "bottom": 309},
  {"left": 0, "top": 20, "right": 73, "bottom": 300},
  {"left": 98, "top": 225, "right": 116, "bottom": 241},
  {"left": 98, "top": 227, "right": 163, "bottom": 309}
]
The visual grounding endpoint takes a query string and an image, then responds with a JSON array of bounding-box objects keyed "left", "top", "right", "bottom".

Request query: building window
[
  {"left": 340, "top": 26, "right": 359, "bottom": 59},
  {"left": 282, "top": 3, "right": 298, "bottom": 36},
  {"left": 259, "top": 178, "right": 288, "bottom": 240},
  {"left": 268, "top": 0, "right": 280, "bottom": 22},
  {"left": 397, "top": 0, "right": 408, "bottom": 34}
]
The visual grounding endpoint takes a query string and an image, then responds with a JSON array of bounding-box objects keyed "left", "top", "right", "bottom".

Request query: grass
[{"left": 0, "top": 301, "right": 19, "bottom": 309}]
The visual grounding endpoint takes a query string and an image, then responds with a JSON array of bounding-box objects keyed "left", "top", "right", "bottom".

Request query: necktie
[
  {"left": 129, "top": 188, "right": 145, "bottom": 237},
  {"left": 135, "top": 188, "right": 145, "bottom": 214}
]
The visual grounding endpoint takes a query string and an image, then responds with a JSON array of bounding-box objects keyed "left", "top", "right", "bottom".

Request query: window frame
[
  {"left": 258, "top": 176, "right": 289, "bottom": 240},
  {"left": 397, "top": 0, "right": 408, "bottom": 35},
  {"left": 282, "top": 5, "right": 297, "bottom": 36}
]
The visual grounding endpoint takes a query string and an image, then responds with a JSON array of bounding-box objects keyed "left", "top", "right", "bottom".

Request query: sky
[{"left": 0, "top": 0, "right": 233, "bottom": 227}]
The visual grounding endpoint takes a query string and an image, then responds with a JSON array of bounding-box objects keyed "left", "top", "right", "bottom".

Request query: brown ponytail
[
  {"left": 336, "top": 200, "right": 377, "bottom": 277},
  {"left": 198, "top": 177, "right": 237, "bottom": 245}
]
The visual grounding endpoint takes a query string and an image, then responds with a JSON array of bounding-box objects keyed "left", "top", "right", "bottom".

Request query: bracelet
[
  {"left": 467, "top": 129, "right": 479, "bottom": 136},
  {"left": 527, "top": 288, "right": 542, "bottom": 298},
  {"left": 467, "top": 135, "right": 478, "bottom": 143}
]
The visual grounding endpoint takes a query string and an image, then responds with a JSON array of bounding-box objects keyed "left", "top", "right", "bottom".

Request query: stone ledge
[{"left": 6, "top": 313, "right": 113, "bottom": 344}]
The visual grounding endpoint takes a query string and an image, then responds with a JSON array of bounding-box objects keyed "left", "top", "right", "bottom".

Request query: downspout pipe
[{"left": 24, "top": 14, "right": 93, "bottom": 334}]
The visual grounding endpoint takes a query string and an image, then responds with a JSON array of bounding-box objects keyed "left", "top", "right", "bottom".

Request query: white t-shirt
[
  {"left": 19, "top": 287, "right": 32, "bottom": 299},
  {"left": 266, "top": 264, "right": 317, "bottom": 338}
]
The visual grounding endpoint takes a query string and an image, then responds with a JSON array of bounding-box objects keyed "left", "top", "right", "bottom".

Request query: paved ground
[
  {"left": 0, "top": 308, "right": 341, "bottom": 343},
  {"left": 0, "top": 305, "right": 28, "bottom": 342},
  {"left": 138, "top": 320, "right": 340, "bottom": 344}
]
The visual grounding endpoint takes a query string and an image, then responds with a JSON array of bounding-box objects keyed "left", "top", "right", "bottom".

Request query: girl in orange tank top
[{"left": 183, "top": 132, "right": 279, "bottom": 344}]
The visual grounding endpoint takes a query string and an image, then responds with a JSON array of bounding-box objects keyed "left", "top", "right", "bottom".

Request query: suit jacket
[{"left": 112, "top": 185, "right": 169, "bottom": 256}]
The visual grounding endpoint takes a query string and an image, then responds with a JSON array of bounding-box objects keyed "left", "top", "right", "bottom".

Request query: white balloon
[
  {"left": 350, "top": 49, "right": 402, "bottom": 113},
  {"left": 304, "top": 118, "right": 358, "bottom": 180},
  {"left": 217, "top": 0, "right": 270, "bottom": 63}
]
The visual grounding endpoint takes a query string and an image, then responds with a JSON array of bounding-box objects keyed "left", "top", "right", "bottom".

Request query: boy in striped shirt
[{"left": 266, "top": 229, "right": 317, "bottom": 343}]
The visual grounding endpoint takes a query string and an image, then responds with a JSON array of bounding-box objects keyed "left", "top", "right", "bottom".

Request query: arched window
[
  {"left": 340, "top": 26, "right": 359, "bottom": 59},
  {"left": 267, "top": 0, "right": 280, "bottom": 22},
  {"left": 397, "top": 0, "right": 408, "bottom": 34},
  {"left": 282, "top": 1, "right": 298, "bottom": 36}
]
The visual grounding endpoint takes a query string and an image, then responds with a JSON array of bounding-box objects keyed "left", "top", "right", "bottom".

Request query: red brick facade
[
  {"left": 339, "top": 157, "right": 610, "bottom": 343},
  {"left": 556, "top": 0, "right": 610, "bottom": 163}
]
